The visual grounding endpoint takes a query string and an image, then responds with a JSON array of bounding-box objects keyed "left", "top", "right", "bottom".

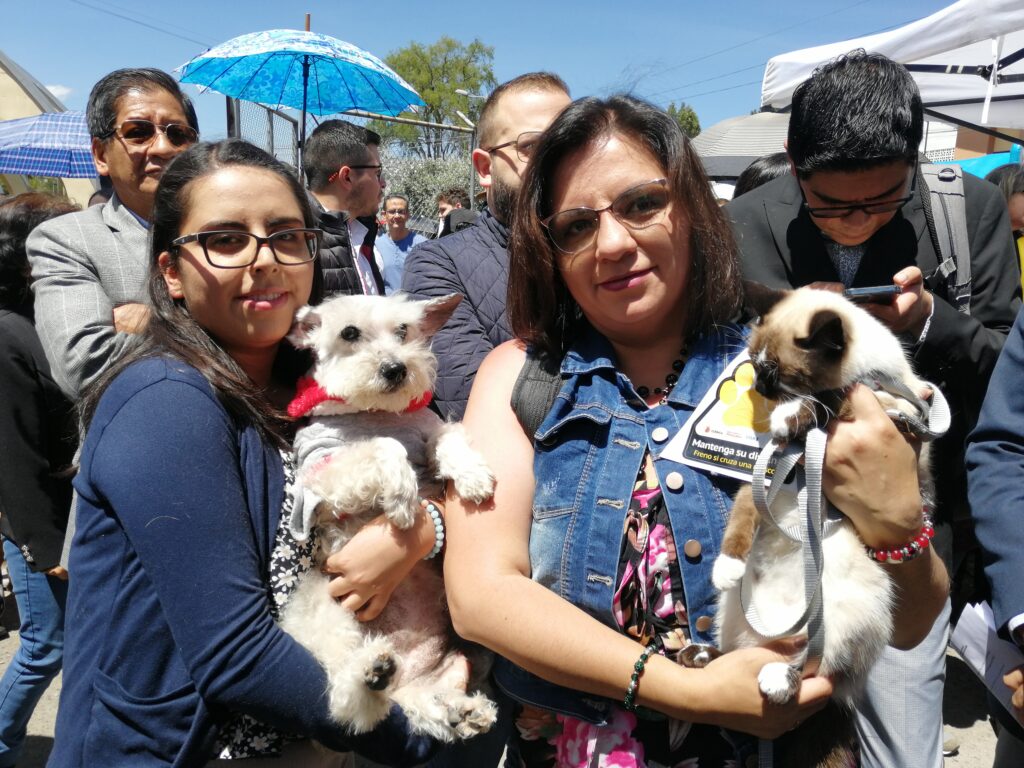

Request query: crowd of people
[{"left": 0, "top": 48, "right": 1022, "bottom": 768}]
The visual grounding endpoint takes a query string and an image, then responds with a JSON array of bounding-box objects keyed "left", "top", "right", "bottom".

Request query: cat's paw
[
  {"left": 769, "top": 399, "right": 808, "bottom": 442},
  {"left": 758, "top": 662, "right": 800, "bottom": 705},
  {"left": 712, "top": 554, "right": 747, "bottom": 590},
  {"left": 678, "top": 643, "right": 722, "bottom": 668}
]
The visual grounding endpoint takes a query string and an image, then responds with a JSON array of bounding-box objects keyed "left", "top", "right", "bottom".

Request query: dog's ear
[
  {"left": 288, "top": 305, "right": 322, "bottom": 349},
  {"left": 418, "top": 293, "right": 463, "bottom": 340}
]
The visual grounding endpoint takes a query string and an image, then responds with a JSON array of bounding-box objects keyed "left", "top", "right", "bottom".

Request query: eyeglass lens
[
  {"left": 807, "top": 198, "right": 910, "bottom": 219},
  {"left": 545, "top": 181, "right": 670, "bottom": 254},
  {"left": 119, "top": 120, "right": 198, "bottom": 147},
  {"left": 200, "top": 230, "right": 318, "bottom": 267},
  {"left": 513, "top": 132, "right": 542, "bottom": 161}
]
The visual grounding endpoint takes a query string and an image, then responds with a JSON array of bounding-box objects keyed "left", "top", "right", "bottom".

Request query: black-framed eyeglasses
[
  {"left": 800, "top": 174, "right": 917, "bottom": 219},
  {"left": 349, "top": 164, "right": 385, "bottom": 179},
  {"left": 171, "top": 228, "right": 321, "bottom": 269},
  {"left": 484, "top": 131, "right": 543, "bottom": 162},
  {"left": 101, "top": 119, "right": 199, "bottom": 148},
  {"left": 541, "top": 179, "right": 671, "bottom": 255},
  {"left": 385, "top": 208, "right": 408, "bottom": 215}
]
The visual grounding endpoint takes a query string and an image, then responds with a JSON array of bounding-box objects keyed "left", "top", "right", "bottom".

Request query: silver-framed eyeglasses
[
  {"left": 484, "top": 131, "right": 543, "bottom": 162},
  {"left": 800, "top": 174, "right": 916, "bottom": 219},
  {"left": 171, "top": 228, "right": 321, "bottom": 269},
  {"left": 101, "top": 119, "right": 199, "bottom": 148},
  {"left": 541, "top": 179, "right": 671, "bottom": 255}
]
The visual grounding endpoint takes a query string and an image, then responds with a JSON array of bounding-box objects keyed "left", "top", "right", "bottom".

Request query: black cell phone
[{"left": 842, "top": 285, "right": 902, "bottom": 305}]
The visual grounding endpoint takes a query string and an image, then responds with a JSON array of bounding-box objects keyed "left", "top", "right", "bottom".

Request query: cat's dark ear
[
  {"left": 743, "top": 281, "right": 787, "bottom": 320},
  {"left": 797, "top": 309, "right": 846, "bottom": 355}
]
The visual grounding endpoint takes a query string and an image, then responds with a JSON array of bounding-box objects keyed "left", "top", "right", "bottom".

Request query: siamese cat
[{"left": 713, "top": 285, "right": 936, "bottom": 768}]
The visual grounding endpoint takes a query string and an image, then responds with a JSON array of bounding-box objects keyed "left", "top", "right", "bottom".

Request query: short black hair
[
  {"left": 787, "top": 50, "right": 923, "bottom": 177},
  {"left": 477, "top": 72, "right": 569, "bottom": 148},
  {"left": 384, "top": 194, "right": 409, "bottom": 210},
  {"left": 303, "top": 120, "right": 381, "bottom": 191},
  {"left": 733, "top": 152, "right": 791, "bottom": 198},
  {"left": 87, "top": 68, "right": 199, "bottom": 140}
]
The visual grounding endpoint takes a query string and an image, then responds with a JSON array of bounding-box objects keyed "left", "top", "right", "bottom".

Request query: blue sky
[{"left": 6, "top": 0, "right": 952, "bottom": 138}]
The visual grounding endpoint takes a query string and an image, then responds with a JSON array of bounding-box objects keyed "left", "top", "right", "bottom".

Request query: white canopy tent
[{"left": 761, "top": 0, "right": 1024, "bottom": 138}]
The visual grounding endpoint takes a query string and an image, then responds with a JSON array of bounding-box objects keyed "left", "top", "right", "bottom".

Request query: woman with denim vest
[{"left": 441, "top": 96, "right": 949, "bottom": 766}]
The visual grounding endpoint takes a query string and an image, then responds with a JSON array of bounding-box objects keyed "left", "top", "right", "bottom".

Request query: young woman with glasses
[
  {"left": 49, "top": 140, "right": 435, "bottom": 768},
  {"left": 441, "top": 96, "right": 948, "bottom": 766}
]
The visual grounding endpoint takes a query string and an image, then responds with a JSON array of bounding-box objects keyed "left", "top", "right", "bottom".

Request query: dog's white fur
[{"left": 279, "top": 292, "right": 498, "bottom": 741}]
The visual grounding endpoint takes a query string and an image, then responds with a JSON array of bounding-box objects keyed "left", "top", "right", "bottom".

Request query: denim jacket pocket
[{"left": 532, "top": 406, "right": 611, "bottom": 520}]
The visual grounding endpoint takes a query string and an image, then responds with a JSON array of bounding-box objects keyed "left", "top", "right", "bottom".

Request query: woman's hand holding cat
[
  {"left": 324, "top": 509, "right": 437, "bottom": 620},
  {"left": 823, "top": 384, "right": 924, "bottom": 549},
  {"left": 693, "top": 641, "right": 833, "bottom": 739}
]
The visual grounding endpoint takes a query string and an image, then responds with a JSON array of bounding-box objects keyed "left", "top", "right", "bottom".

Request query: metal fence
[{"left": 228, "top": 98, "right": 476, "bottom": 239}]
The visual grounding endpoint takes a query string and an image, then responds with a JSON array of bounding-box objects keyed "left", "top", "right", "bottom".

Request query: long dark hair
[
  {"left": 80, "top": 139, "right": 322, "bottom": 446},
  {"left": 508, "top": 94, "right": 743, "bottom": 360}
]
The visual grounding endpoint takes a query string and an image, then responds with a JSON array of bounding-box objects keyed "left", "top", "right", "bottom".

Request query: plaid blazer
[{"left": 27, "top": 193, "right": 149, "bottom": 399}]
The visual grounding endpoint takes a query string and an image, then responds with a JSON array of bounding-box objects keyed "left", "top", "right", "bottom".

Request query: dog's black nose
[{"left": 380, "top": 361, "right": 407, "bottom": 386}]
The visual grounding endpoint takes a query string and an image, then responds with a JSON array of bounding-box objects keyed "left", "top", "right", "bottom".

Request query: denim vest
[{"left": 494, "top": 324, "right": 745, "bottom": 724}]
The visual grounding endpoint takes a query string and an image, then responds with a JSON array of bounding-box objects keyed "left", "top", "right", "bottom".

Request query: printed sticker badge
[{"left": 661, "top": 351, "right": 777, "bottom": 483}]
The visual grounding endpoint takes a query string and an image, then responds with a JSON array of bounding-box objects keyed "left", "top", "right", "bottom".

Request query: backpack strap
[
  {"left": 920, "top": 164, "right": 972, "bottom": 315},
  {"left": 511, "top": 351, "right": 562, "bottom": 440}
]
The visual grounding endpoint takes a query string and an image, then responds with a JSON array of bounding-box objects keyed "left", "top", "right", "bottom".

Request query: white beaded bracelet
[{"left": 422, "top": 499, "right": 445, "bottom": 560}]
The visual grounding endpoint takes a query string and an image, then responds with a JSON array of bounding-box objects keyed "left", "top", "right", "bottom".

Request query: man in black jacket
[
  {"left": 402, "top": 73, "right": 571, "bottom": 419},
  {"left": 303, "top": 120, "right": 387, "bottom": 296},
  {"left": 727, "top": 50, "right": 1020, "bottom": 768}
]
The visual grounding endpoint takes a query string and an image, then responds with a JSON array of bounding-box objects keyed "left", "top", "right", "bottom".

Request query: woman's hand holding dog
[{"left": 324, "top": 508, "right": 438, "bottom": 620}]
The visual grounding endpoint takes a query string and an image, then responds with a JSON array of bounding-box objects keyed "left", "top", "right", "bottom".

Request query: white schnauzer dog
[{"left": 279, "top": 292, "right": 498, "bottom": 741}]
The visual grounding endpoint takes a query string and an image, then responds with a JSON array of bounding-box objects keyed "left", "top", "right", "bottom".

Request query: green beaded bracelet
[{"left": 623, "top": 642, "right": 658, "bottom": 711}]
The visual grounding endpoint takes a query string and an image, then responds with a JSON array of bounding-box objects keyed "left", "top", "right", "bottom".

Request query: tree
[
  {"left": 667, "top": 102, "right": 701, "bottom": 139},
  {"left": 370, "top": 37, "right": 497, "bottom": 160}
]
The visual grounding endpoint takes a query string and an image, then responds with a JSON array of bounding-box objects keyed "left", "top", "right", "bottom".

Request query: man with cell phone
[{"left": 727, "top": 50, "right": 1020, "bottom": 768}]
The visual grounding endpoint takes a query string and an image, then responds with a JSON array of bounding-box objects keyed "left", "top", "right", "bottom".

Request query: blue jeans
[{"left": 0, "top": 538, "right": 67, "bottom": 767}]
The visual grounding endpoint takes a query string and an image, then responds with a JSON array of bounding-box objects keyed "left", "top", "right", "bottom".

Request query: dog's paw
[
  {"left": 325, "top": 637, "right": 396, "bottom": 731},
  {"left": 758, "top": 662, "right": 800, "bottom": 705},
  {"left": 451, "top": 462, "right": 495, "bottom": 505},
  {"left": 712, "top": 554, "right": 747, "bottom": 590},
  {"left": 446, "top": 691, "right": 498, "bottom": 739}
]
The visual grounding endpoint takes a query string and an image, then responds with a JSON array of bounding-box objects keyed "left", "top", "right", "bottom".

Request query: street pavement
[{"left": 0, "top": 635, "right": 1000, "bottom": 767}]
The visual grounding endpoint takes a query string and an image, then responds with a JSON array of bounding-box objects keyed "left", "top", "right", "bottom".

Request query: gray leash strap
[
  {"left": 747, "top": 429, "right": 831, "bottom": 768},
  {"left": 861, "top": 373, "right": 951, "bottom": 442}
]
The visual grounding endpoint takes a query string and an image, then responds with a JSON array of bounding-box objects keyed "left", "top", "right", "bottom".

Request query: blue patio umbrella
[
  {"left": 177, "top": 29, "right": 425, "bottom": 154},
  {"left": 0, "top": 111, "right": 94, "bottom": 178}
]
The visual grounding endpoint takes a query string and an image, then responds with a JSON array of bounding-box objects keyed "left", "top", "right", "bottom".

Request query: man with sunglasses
[
  {"left": 402, "top": 72, "right": 570, "bottom": 420},
  {"left": 302, "top": 119, "right": 387, "bottom": 297},
  {"left": 727, "top": 51, "right": 1020, "bottom": 768},
  {"left": 27, "top": 68, "right": 199, "bottom": 399}
]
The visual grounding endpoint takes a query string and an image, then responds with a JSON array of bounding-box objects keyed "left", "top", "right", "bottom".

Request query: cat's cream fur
[{"left": 713, "top": 286, "right": 934, "bottom": 766}]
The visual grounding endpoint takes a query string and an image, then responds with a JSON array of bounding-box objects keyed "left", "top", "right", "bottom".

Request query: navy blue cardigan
[{"left": 51, "top": 358, "right": 433, "bottom": 767}]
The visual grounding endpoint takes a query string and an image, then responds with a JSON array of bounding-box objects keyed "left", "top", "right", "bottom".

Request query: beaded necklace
[{"left": 636, "top": 349, "right": 687, "bottom": 404}]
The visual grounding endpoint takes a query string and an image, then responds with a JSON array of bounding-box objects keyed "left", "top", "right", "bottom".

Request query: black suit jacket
[
  {"left": 727, "top": 172, "right": 1022, "bottom": 522},
  {"left": 0, "top": 308, "right": 75, "bottom": 571}
]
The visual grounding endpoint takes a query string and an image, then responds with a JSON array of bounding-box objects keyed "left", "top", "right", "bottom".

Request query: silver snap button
[
  {"left": 651, "top": 427, "right": 670, "bottom": 443},
  {"left": 665, "top": 471, "right": 684, "bottom": 491}
]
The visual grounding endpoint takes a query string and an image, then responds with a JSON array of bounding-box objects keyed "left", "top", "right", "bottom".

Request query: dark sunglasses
[
  {"left": 541, "top": 179, "right": 671, "bottom": 255},
  {"left": 103, "top": 119, "right": 199, "bottom": 148},
  {"left": 800, "top": 174, "right": 917, "bottom": 219}
]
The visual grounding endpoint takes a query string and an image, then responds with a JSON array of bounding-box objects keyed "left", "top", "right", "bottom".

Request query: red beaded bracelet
[{"left": 864, "top": 509, "right": 935, "bottom": 564}]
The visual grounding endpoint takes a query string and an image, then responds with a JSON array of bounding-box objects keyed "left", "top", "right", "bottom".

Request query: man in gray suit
[{"left": 27, "top": 68, "right": 198, "bottom": 398}]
